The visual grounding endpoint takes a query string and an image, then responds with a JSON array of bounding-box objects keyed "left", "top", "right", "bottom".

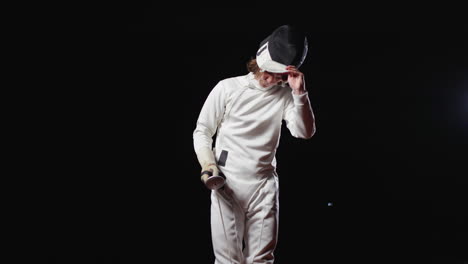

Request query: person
[{"left": 193, "top": 24, "right": 316, "bottom": 264}]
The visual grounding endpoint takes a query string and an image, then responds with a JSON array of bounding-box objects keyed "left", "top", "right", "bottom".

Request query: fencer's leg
[
  {"left": 211, "top": 188, "right": 245, "bottom": 264},
  {"left": 243, "top": 176, "right": 279, "bottom": 264}
]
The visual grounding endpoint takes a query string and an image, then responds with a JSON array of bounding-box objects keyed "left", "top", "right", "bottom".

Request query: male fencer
[{"left": 193, "top": 24, "right": 316, "bottom": 264}]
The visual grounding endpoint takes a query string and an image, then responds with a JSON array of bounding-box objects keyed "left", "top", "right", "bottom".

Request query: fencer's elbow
[
  {"left": 302, "top": 125, "right": 316, "bottom": 139},
  {"left": 300, "top": 118, "right": 316, "bottom": 139},
  {"left": 294, "top": 130, "right": 313, "bottom": 140},
  {"left": 303, "top": 130, "right": 315, "bottom": 139}
]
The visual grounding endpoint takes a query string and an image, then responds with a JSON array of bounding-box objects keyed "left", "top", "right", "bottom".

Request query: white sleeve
[
  {"left": 283, "top": 91, "right": 316, "bottom": 139},
  {"left": 193, "top": 81, "right": 227, "bottom": 165}
]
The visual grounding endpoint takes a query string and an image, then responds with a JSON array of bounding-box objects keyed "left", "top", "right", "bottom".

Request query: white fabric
[
  {"left": 211, "top": 174, "right": 279, "bottom": 264},
  {"left": 256, "top": 42, "right": 288, "bottom": 73},
  {"left": 193, "top": 72, "right": 315, "bottom": 263},
  {"left": 196, "top": 146, "right": 217, "bottom": 168}
]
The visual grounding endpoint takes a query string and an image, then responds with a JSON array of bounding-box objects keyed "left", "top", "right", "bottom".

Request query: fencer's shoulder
[
  {"left": 219, "top": 74, "right": 248, "bottom": 86},
  {"left": 217, "top": 74, "right": 249, "bottom": 92}
]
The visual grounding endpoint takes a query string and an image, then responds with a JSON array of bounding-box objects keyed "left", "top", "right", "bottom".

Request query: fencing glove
[{"left": 196, "top": 147, "right": 225, "bottom": 190}]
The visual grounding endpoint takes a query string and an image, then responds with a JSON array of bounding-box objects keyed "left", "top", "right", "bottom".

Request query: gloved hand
[
  {"left": 196, "top": 147, "right": 225, "bottom": 190},
  {"left": 196, "top": 148, "right": 219, "bottom": 183},
  {"left": 200, "top": 163, "right": 220, "bottom": 183}
]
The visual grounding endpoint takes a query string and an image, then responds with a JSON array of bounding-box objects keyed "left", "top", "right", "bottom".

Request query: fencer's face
[{"left": 258, "top": 71, "right": 288, "bottom": 88}]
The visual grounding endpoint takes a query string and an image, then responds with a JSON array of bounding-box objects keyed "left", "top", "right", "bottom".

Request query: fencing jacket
[{"left": 193, "top": 72, "right": 315, "bottom": 209}]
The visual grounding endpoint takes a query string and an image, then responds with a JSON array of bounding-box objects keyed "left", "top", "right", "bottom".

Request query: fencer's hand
[
  {"left": 286, "top": 65, "right": 306, "bottom": 95},
  {"left": 200, "top": 163, "right": 220, "bottom": 182}
]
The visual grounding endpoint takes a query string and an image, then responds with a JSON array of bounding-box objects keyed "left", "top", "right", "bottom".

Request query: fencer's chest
[{"left": 223, "top": 89, "right": 284, "bottom": 131}]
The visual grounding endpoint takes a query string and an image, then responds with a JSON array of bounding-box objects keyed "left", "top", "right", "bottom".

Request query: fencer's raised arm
[
  {"left": 283, "top": 89, "right": 316, "bottom": 139},
  {"left": 193, "top": 82, "right": 226, "bottom": 173}
]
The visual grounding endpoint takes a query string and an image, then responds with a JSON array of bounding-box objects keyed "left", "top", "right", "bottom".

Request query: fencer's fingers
[
  {"left": 287, "top": 67, "right": 302, "bottom": 76},
  {"left": 286, "top": 65, "right": 301, "bottom": 71},
  {"left": 201, "top": 173, "right": 210, "bottom": 183},
  {"left": 287, "top": 71, "right": 301, "bottom": 80},
  {"left": 201, "top": 168, "right": 212, "bottom": 180},
  {"left": 287, "top": 70, "right": 300, "bottom": 77},
  {"left": 212, "top": 166, "right": 220, "bottom": 176}
]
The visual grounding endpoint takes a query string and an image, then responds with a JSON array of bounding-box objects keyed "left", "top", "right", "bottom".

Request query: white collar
[{"left": 246, "top": 72, "right": 277, "bottom": 91}]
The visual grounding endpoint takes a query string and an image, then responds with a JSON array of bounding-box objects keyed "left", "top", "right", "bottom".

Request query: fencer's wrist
[
  {"left": 291, "top": 82, "right": 306, "bottom": 94},
  {"left": 292, "top": 88, "right": 306, "bottom": 95},
  {"left": 204, "top": 163, "right": 217, "bottom": 168},
  {"left": 201, "top": 163, "right": 217, "bottom": 172}
]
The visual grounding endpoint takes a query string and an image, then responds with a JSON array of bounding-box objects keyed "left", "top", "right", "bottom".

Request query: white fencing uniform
[{"left": 193, "top": 72, "right": 315, "bottom": 264}]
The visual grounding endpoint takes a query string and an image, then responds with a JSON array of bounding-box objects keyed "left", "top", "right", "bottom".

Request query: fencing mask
[{"left": 256, "top": 25, "right": 308, "bottom": 73}]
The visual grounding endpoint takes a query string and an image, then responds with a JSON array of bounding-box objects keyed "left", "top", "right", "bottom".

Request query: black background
[{"left": 39, "top": 5, "right": 467, "bottom": 264}]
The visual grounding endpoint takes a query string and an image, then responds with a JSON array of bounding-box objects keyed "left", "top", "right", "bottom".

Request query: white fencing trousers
[{"left": 210, "top": 175, "right": 279, "bottom": 264}]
